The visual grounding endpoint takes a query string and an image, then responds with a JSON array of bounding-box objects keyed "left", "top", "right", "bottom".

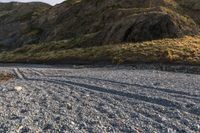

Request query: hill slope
[
  {"left": 0, "top": 0, "right": 200, "bottom": 65},
  {"left": 0, "top": 2, "right": 51, "bottom": 49},
  {"left": 0, "top": 0, "right": 199, "bottom": 48},
  {"left": 34, "top": 0, "right": 199, "bottom": 46},
  {"left": 1, "top": 35, "right": 200, "bottom": 65}
]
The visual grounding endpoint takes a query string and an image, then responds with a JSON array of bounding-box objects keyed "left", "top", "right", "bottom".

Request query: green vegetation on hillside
[
  {"left": 1, "top": 36, "right": 200, "bottom": 65},
  {"left": 0, "top": 1, "right": 200, "bottom": 65}
]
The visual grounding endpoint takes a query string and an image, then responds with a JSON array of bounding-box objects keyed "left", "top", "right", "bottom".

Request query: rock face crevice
[{"left": 0, "top": 0, "right": 200, "bottom": 48}]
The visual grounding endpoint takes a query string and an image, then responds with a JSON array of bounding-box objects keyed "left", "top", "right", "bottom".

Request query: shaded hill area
[
  {"left": 0, "top": 0, "right": 200, "bottom": 65},
  {"left": 0, "top": 0, "right": 200, "bottom": 48},
  {"left": 34, "top": 0, "right": 200, "bottom": 46},
  {"left": 0, "top": 2, "right": 51, "bottom": 49}
]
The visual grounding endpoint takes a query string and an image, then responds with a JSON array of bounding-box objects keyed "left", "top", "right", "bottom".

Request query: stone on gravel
[
  {"left": 14, "top": 86, "right": 23, "bottom": 92},
  {"left": 67, "top": 103, "right": 72, "bottom": 110}
]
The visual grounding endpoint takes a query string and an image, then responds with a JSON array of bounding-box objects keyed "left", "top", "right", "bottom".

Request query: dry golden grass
[
  {"left": 114, "top": 35, "right": 200, "bottom": 64},
  {"left": 0, "top": 35, "right": 200, "bottom": 65}
]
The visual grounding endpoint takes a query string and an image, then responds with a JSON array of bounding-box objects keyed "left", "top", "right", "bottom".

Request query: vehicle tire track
[
  {"left": 17, "top": 81, "right": 78, "bottom": 133},
  {"left": 43, "top": 76, "right": 200, "bottom": 99},
  {"left": 1, "top": 65, "right": 200, "bottom": 133},
  {"left": 22, "top": 76, "right": 169, "bottom": 131},
  {"left": 28, "top": 68, "right": 44, "bottom": 76},
  {"left": 20, "top": 69, "right": 200, "bottom": 132},
  {"left": 13, "top": 68, "right": 26, "bottom": 80},
  {"left": 26, "top": 77, "right": 182, "bottom": 109}
]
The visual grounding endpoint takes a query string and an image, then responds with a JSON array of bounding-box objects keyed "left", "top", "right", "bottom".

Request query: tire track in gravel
[
  {"left": 21, "top": 69, "right": 169, "bottom": 132},
  {"left": 43, "top": 76, "right": 200, "bottom": 101},
  {"left": 24, "top": 68, "right": 86, "bottom": 132},
  {"left": 25, "top": 77, "right": 182, "bottom": 109},
  {"left": 95, "top": 90, "right": 197, "bottom": 133},
  {"left": 47, "top": 76, "right": 200, "bottom": 98},
  {"left": 13, "top": 68, "right": 26, "bottom": 80},
  {"left": 37, "top": 75, "right": 200, "bottom": 106},
  {"left": 25, "top": 76, "right": 200, "bottom": 132},
  {"left": 2, "top": 66, "right": 199, "bottom": 133},
  {"left": 65, "top": 84, "right": 166, "bottom": 132},
  {"left": 93, "top": 94, "right": 167, "bottom": 131},
  {"left": 17, "top": 81, "right": 78, "bottom": 133},
  {"left": 12, "top": 68, "right": 200, "bottom": 103},
  {"left": 17, "top": 68, "right": 200, "bottom": 131},
  {"left": 25, "top": 81, "right": 127, "bottom": 132},
  {"left": 85, "top": 85, "right": 196, "bottom": 132},
  {"left": 63, "top": 76, "right": 200, "bottom": 103},
  {"left": 27, "top": 68, "right": 44, "bottom": 76}
]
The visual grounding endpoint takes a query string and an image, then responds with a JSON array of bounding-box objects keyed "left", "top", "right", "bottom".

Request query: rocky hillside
[
  {"left": 0, "top": 2, "right": 51, "bottom": 49},
  {"left": 0, "top": 0, "right": 200, "bottom": 49},
  {"left": 176, "top": 0, "right": 200, "bottom": 25}
]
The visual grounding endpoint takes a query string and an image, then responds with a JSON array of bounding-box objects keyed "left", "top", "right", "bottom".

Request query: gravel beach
[{"left": 0, "top": 65, "right": 200, "bottom": 133}]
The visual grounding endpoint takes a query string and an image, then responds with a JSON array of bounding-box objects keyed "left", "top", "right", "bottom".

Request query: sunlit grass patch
[{"left": 0, "top": 35, "right": 200, "bottom": 65}]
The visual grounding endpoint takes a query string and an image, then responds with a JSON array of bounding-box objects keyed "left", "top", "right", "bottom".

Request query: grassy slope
[{"left": 0, "top": 36, "right": 200, "bottom": 65}]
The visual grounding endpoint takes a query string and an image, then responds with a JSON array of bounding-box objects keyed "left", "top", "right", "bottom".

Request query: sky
[{"left": 0, "top": 0, "right": 64, "bottom": 5}]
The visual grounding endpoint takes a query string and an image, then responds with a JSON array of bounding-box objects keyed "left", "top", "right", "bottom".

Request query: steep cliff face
[{"left": 0, "top": 0, "right": 199, "bottom": 49}]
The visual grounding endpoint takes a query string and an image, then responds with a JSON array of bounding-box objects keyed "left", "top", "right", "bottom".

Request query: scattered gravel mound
[{"left": 0, "top": 65, "right": 200, "bottom": 132}]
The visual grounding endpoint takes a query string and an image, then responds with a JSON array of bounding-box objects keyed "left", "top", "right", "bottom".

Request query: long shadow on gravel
[
  {"left": 45, "top": 75, "right": 199, "bottom": 98},
  {"left": 27, "top": 77, "right": 181, "bottom": 109}
]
